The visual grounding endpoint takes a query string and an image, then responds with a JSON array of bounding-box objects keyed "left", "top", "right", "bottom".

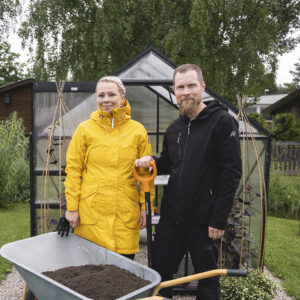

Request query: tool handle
[
  {"left": 227, "top": 269, "right": 248, "bottom": 277},
  {"left": 152, "top": 269, "right": 248, "bottom": 296},
  {"left": 133, "top": 161, "right": 157, "bottom": 192}
]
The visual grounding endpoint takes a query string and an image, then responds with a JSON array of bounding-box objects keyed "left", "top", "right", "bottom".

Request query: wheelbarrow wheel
[{"left": 25, "top": 288, "right": 37, "bottom": 300}]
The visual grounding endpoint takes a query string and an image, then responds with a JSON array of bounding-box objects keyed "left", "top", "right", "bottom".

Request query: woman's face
[{"left": 96, "top": 81, "right": 124, "bottom": 113}]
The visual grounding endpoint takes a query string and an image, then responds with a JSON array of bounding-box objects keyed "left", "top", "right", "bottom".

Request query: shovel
[{"left": 133, "top": 160, "right": 157, "bottom": 268}]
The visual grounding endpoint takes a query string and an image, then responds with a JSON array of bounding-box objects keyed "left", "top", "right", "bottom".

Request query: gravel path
[{"left": 0, "top": 243, "right": 294, "bottom": 300}]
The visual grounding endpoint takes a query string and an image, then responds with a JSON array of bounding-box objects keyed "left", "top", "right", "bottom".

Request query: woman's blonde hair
[{"left": 96, "top": 76, "right": 126, "bottom": 96}]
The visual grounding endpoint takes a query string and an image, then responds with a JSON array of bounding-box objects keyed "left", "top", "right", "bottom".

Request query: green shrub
[
  {"left": 221, "top": 269, "right": 277, "bottom": 299},
  {"left": 0, "top": 112, "right": 29, "bottom": 207},
  {"left": 247, "top": 112, "right": 267, "bottom": 128},
  {"left": 268, "top": 171, "right": 300, "bottom": 219},
  {"left": 272, "top": 113, "right": 300, "bottom": 142}
]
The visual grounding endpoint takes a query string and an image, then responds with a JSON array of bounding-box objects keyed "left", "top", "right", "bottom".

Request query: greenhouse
[{"left": 30, "top": 46, "right": 272, "bottom": 272}]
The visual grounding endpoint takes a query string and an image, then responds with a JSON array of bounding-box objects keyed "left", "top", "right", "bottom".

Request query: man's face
[{"left": 174, "top": 70, "right": 205, "bottom": 118}]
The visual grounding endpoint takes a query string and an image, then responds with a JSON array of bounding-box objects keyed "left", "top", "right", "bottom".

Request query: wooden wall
[{"left": 0, "top": 83, "right": 33, "bottom": 134}]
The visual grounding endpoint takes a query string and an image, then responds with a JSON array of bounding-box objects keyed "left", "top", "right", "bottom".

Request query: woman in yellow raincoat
[{"left": 64, "top": 76, "right": 154, "bottom": 258}]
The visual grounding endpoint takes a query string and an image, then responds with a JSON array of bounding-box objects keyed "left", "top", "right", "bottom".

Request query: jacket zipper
[
  {"left": 176, "top": 120, "right": 192, "bottom": 224},
  {"left": 177, "top": 132, "right": 181, "bottom": 159}
]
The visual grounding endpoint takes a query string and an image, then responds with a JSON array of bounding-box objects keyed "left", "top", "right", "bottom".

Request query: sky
[{"left": 7, "top": 30, "right": 300, "bottom": 86}]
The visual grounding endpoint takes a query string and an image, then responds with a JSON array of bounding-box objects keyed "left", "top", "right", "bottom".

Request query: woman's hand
[
  {"left": 139, "top": 209, "right": 146, "bottom": 229},
  {"left": 135, "top": 156, "right": 154, "bottom": 172},
  {"left": 65, "top": 210, "right": 80, "bottom": 228}
]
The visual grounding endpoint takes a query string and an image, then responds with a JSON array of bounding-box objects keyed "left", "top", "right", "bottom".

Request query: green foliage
[
  {"left": 220, "top": 269, "right": 277, "bottom": 300},
  {"left": 272, "top": 113, "right": 300, "bottom": 142},
  {"left": 0, "top": 41, "right": 26, "bottom": 86},
  {"left": 0, "top": 203, "right": 30, "bottom": 282},
  {"left": 265, "top": 216, "right": 300, "bottom": 299},
  {"left": 276, "top": 83, "right": 298, "bottom": 94},
  {"left": 290, "top": 58, "right": 300, "bottom": 89},
  {"left": 18, "top": 0, "right": 300, "bottom": 103},
  {"left": 221, "top": 196, "right": 258, "bottom": 270},
  {"left": 0, "top": 112, "right": 30, "bottom": 207},
  {"left": 0, "top": 0, "right": 21, "bottom": 37},
  {"left": 268, "top": 172, "right": 300, "bottom": 219},
  {"left": 248, "top": 112, "right": 267, "bottom": 128}
]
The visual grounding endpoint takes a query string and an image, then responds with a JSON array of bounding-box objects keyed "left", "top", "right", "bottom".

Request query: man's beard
[{"left": 179, "top": 98, "right": 198, "bottom": 117}]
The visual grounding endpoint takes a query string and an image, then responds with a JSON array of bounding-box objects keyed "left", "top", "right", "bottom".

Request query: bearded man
[{"left": 135, "top": 64, "right": 242, "bottom": 299}]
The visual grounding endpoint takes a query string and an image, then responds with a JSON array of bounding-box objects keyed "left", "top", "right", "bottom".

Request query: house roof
[
  {"left": 0, "top": 78, "right": 34, "bottom": 94},
  {"left": 253, "top": 94, "right": 288, "bottom": 106},
  {"left": 262, "top": 89, "right": 300, "bottom": 115}
]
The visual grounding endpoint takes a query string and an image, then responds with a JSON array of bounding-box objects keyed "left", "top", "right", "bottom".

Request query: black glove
[{"left": 55, "top": 216, "right": 70, "bottom": 237}]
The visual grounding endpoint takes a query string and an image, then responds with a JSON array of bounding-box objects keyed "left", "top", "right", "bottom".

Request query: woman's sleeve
[
  {"left": 137, "top": 127, "right": 155, "bottom": 211},
  {"left": 64, "top": 125, "right": 87, "bottom": 211}
]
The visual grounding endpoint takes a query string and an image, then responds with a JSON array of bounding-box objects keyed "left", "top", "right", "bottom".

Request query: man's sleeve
[{"left": 209, "top": 114, "right": 242, "bottom": 229}]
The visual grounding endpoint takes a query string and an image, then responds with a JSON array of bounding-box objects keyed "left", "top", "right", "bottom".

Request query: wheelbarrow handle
[
  {"left": 133, "top": 161, "right": 157, "bottom": 192},
  {"left": 152, "top": 269, "right": 248, "bottom": 296}
]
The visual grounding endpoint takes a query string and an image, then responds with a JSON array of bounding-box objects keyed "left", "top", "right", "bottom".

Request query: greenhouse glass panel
[
  {"left": 125, "top": 86, "right": 157, "bottom": 132},
  {"left": 119, "top": 51, "right": 174, "bottom": 80},
  {"left": 34, "top": 92, "right": 94, "bottom": 170},
  {"left": 235, "top": 139, "right": 266, "bottom": 268},
  {"left": 35, "top": 175, "right": 65, "bottom": 205},
  {"left": 159, "top": 99, "right": 178, "bottom": 132}
]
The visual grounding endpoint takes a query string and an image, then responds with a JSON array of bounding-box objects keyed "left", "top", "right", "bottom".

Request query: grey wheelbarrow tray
[{"left": 0, "top": 232, "right": 161, "bottom": 300}]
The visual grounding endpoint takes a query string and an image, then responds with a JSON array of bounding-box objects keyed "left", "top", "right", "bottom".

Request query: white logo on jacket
[{"left": 229, "top": 131, "right": 236, "bottom": 138}]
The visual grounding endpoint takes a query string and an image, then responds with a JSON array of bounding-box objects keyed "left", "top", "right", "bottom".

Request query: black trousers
[{"left": 152, "top": 218, "right": 220, "bottom": 300}]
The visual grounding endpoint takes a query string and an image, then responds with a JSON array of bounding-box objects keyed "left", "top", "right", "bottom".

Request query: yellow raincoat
[{"left": 64, "top": 100, "right": 154, "bottom": 254}]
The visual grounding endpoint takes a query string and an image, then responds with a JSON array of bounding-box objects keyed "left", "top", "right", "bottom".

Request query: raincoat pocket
[
  {"left": 121, "top": 186, "right": 140, "bottom": 230},
  {"left": 79, "top": 184, "right": 98, "bottom": 224}
]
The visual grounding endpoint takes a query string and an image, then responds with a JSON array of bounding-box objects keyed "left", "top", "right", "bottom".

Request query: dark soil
[{"left": 43, "top": 264, "right": 150, "bottom": 300}]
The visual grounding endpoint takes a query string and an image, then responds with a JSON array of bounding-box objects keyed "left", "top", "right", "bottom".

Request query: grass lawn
[
  {"left": 0, "top": 203, "right": 30, "bottom": 282},
  {"left": 265, "top": 216, "right": 300, "bottom": 299}
]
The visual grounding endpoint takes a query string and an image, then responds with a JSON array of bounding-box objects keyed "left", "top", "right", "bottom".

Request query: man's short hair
[{"left": 173, "top": 64, "right": 204, "bottom": 84}]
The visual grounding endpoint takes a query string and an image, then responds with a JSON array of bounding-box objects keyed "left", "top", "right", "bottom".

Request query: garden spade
[{"left": 133, "top": 160, "right": 157, "bottom": 268}]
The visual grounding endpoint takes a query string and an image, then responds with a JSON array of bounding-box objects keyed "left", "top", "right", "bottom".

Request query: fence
[{"left": 272, "top": 142, "right": 300, "bottom": 175}]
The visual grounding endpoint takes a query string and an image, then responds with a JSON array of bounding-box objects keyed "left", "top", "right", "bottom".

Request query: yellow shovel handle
[{"left": 133, "top": 160, "right": 157, "bottom": 192}]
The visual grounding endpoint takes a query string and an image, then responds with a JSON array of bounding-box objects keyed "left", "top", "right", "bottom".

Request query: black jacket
[{"left": 154, "top": 100, "right": 242, "bottom": 229}]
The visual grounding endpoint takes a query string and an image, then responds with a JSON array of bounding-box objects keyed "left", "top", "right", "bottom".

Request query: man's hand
[
  {"left": 134, "top": 156, "right": 154, "bottom": 171},
  {"left": 208, "top": 226, "right": 224, "bottom": 240},
  {"left": 65, "top": 210, "right": 80, "bottom": 229},
  {"left": 140, "top": 209, "right": 146, "bottom": 229},
  {"left": 55, "top": 216, "right": 70, "bottom": 237}
]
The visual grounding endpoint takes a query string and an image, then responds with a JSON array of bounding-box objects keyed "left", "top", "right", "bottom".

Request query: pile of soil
[{"left": 43, "top": 264, "right": 150, "bottom": 300}]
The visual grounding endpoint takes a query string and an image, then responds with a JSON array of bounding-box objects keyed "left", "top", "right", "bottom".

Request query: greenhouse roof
[{"left": 113, "top": 45, "right": 271, "bottom": 138}]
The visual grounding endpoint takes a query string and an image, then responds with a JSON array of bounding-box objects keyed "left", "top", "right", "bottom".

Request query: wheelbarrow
[
  {"left": 0, "top": 232, "right": 247, "bottom": 300},
  {"left": 0, "top": 232, "right": 161, "bottom": 300}
]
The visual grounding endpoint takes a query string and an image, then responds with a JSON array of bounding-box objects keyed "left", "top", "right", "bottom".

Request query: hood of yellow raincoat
[{"left": 90, "top": 99, "right": 131, "bottom": 126}]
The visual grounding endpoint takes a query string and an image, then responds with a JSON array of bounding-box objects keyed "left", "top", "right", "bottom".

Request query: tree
[
  {"left": 290, "top": 58, "right": 300, "bottom": 88},
  {"left": 0, "top": 0, "right": 21, "bottom": 38},
  {"left": 272, "top": 113, "right": 300, "bottom": 141},
  {"left": 0, "top": 41, "right": 26, "bottom": 86},
  {"left": 19, "top": 0, "right": 300, "bottom": 103}
]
